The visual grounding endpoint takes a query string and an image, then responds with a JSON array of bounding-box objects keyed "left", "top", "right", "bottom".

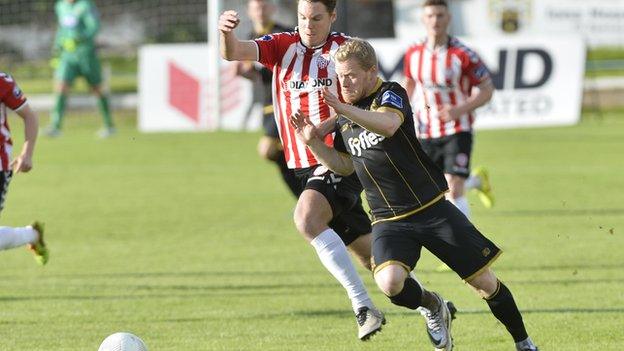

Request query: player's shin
[
  {"left": 485, "top": 280, "right": 530, "bottom": 343},
  {"left": 310, "top": 228, "right": 374, "bottom": 311}
]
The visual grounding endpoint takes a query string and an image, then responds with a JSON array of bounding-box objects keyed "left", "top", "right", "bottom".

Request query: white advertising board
[
  {"left": 370, "top": 35, "right": 585, "bottom": 129},
  {"left": 139, "top": 36, "right": 584, "bottom": 132},
  {"left": 138, "top": 44, "right": 254, "bottom": 132},
  {"left": 395, "top": 0, "right": 624, "bottom": 47}
]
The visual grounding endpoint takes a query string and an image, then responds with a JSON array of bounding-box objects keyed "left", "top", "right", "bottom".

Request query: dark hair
[
  {"left": 423, "top": 0, "right": 448, "bottom": 7},
  {"left": 299, "top": 0, "right": 337, "bottom": 13}
]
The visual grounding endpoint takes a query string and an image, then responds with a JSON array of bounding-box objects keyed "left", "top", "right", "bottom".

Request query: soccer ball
[{"left": 98, "top": 332, "right": 148, "bottom": 351}]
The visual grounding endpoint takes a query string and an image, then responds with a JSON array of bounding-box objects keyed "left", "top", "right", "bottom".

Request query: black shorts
[
  {"left": 262, "top": 109, "right": 280, "bottom": 139},
  {"left": 371, "top": 199, "right": 501, "bottom": 280},
  {"left": 420, "top": 132, "right": 473, "bottom": 178},
  {"left": 0, "top": 170, "right": 12, "bottom": 214},
  {"left": 296, "top": 165, "right": 372, "bottom": 245}
]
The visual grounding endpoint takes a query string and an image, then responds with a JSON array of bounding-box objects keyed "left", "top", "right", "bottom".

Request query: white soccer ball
[{"left": 98, "top": 332, "right": 148, "bottom": 351}]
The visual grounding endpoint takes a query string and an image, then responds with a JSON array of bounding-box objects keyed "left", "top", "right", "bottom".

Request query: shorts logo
[
  {"left": 482, "top": 248, "right": 491, "bottom": 257},
  {"left": 313, "top": 165, "right": 329, "bottom": 176},
  {"left": 348, "top": 130, "right": 385, "bottom": 157},
  {"left": 455, "top": 153, "right": 469, "bottom": 167}
]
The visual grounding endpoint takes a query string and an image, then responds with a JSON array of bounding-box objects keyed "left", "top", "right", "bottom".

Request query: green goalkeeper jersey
[{"left": 54, "top": 0, "right": 100, "bottom": 55}]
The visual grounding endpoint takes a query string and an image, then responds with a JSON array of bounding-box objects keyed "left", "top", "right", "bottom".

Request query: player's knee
[
  {"left": 466, "top": 268, "right": 499, "bottom": 297},
  {"left": 293, "top": 207, "right": 322, "bottom": 240},
  {"left": 374, "top": 265, "right": 406, "bottom": 296}
]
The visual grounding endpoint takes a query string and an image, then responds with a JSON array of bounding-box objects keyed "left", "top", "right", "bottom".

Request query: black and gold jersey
[{"left": 334, "top": 79, "right": 449, "bottom": 224}]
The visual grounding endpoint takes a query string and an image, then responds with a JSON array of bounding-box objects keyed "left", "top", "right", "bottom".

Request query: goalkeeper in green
[{"left": 46, "top": 0, "right": 115, "bottom": 138}]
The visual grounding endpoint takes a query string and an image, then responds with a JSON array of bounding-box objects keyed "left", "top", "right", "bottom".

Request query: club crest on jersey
[
  {"left": 444, "top": 68, "right": 454, "bottom": 81},
  {"left": 380, "top": 91, "right": 403, "bottom": 109},
  {"left": 347, "top": 130, "right": 385, "bottom": 157},
  {"left": 317, "top": 55, "right": 330, "bottom": 70},
  {"left": 258, "top": 34, "right": 273, "bottom": 41}
]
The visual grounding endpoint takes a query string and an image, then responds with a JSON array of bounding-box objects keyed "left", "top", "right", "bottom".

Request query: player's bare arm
[
  {"left": 291, "top": 109, "right": 354, "bottom": 176},
  {"left": 440, "top": 78, "right": 494, "bottom": 122},
  {"left": 322, "top": 87, "right": 402, "bottom": 137},
  {"left": 403, "top": 78, "right": 416, "bottom": 98},
  {"left": 11, "top": 103, "right": 38, "bottom": 173},
  {"left": 315, "top": 115, "right": 338, "bottom": 138},
  {"left": 219, "top": 10, "right": 257, "bottom": 61}
]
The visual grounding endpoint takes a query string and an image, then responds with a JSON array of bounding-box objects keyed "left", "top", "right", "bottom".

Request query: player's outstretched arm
[
  {"left": 291, "top": 110, "right": 354, "bottom": 176},
  {"left": 322, "top": 88, "right": 402, "bottom": 137},
  {"left": 11, "top": 103, "right": 38, "bottom": 173},
  {"left": 219, "top": 10, "right": 257, "bottom": 61}
]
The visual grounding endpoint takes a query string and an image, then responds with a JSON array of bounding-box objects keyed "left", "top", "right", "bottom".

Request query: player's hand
[
  {"left": 439, "top": 105, "right": 463, "bottom": 122},
  {"left": 321, "top": 87, "right": 347, "bottom": 114},
  {"left": 219, "top": 10, "right": 241, "bottom": 33},
  {"left": 290, "top": 109, "right": 319, "bottom": 145},
  {"left": 10, "top": 153, "right": 33, "bottom": 174}
]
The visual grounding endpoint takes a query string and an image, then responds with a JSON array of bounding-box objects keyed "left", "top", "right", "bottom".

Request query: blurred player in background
[
  {"left": 0, "top": 72, "right": 49, "bottom": 266},
  {"left": 219, "top": 0, "right": 386, "bottom": 340},
  {"left": 403, "top": 0, "right": 494, "bottom": 219},
  {"left": 292, "top": 38, "right": 539, "bottom": 351},
  {"left": 236, "top": 0, "right": 301, "bottom": 197},
  {"left": 45, "top": 0, "right": 115, "bottom": 138}
]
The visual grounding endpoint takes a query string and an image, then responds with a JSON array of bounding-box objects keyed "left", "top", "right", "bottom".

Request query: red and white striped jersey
[
  {"left": 404, "top": 37, "right": 490, "bottom": 139},
  {"left": 254, "top": 30, "right": 348, "bottom": 169},
  {"left": 0, "top": 73, "right": 26, "bottom": 171}
]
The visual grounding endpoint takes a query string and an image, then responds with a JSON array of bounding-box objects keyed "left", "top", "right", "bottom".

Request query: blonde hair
[{"left": 334, "top": 38, "right": 378, "bottom": 70}]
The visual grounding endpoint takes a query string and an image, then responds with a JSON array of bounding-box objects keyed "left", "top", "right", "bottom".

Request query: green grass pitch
[{"left": 0, "top": 109, "right": 622, "bottom": 350}]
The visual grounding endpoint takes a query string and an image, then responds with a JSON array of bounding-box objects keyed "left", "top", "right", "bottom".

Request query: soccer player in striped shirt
[
  {"left": 403, "top": 0, "right": 495, "bottom": 219},
  {"left": 292, "top": 38, "right": 538, "bottom": 351},
  {"left": 219, "top": 0, "right": 384, "bottom": 340},
  {"left": 0, "top": 72, "right": 49, "bottom": 265}
]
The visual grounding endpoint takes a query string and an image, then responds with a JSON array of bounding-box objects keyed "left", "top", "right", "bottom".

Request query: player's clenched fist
[{"left": 219, "top": 10, "right": 241, "bottom": 33}]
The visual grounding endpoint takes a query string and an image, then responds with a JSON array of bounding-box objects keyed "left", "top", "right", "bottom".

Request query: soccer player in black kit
[
  {"left": 291, "top": 38, "right": 539, "bottom": 351},
  {"left": 235, "top": 0, "right": 301, "bottom": 197}
]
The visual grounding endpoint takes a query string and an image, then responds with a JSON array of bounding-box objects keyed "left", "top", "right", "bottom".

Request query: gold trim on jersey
[
  {"left": 382, "top": 150, "right": 421, "bottom": 205},
  {"left": 362, "top": 160, "right": 397, "bottom": 218},
  {"left": 398, "top": 128, "right": 444, "bottom": 193},
  {"left": 371, "top": 193, "right": 446, "bottom": 225},
  {"left": 375, "top": 106, "right": 405, "bottom": 122},
  {"left": 366, "top": 78, "right": 384, "bottom": 98},
  {"left": 463, "top": 250, "right": 503, "bottom": 283},
  {"left": 372, "top": 260, "right": 411, "bottom": 275}
]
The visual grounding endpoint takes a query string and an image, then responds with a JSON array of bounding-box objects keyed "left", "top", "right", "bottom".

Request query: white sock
[
  {"left": 0, "top": 226, "right": 38, "bottom": 251},
  {"left": 450, "top": 196, "right": 471, "bottom": 218},
  {"left": 464, "top": 175, "right": 482, "bottom": 190},
  {"left": 311, "top": 228, "right": 374, "bottom": 312}
]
